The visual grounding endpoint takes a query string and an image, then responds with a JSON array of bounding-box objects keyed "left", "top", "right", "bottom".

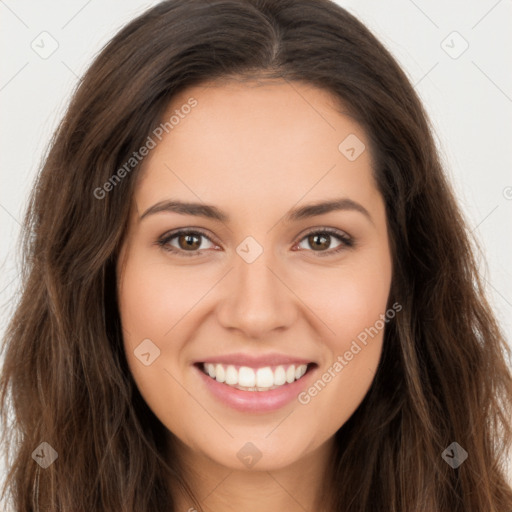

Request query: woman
[{"left": 1, "top": 0, "right": 511, "bottom": 510}]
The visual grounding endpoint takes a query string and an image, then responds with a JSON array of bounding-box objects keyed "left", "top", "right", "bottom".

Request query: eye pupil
[
  {"left": 309, "top": 234, "right": 330, "bottom": 251},
  {"left": 179, "top": 234, "right": 201, "bottom": 250}
]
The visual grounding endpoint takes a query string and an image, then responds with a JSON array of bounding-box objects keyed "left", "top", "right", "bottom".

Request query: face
[{"left": 116, "top": 79, "right": 393, "bottom": 474}]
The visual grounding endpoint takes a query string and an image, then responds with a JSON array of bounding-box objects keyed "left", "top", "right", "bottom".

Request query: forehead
[{"left": 134, "top": 79, "right": 380, "bottom": 222}]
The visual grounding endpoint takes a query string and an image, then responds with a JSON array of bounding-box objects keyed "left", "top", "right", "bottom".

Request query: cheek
[
  {"left": 291, "top": 248, "right": 391, "bottom": 424},
  {"left": 292, "top": 248, "right": 392, "bottom": 346},
  {"left": 117, "top": 251, "right": 213, "bottom": 341},
  {"left": 116, "top": 251, "right": 205, "bottom": 430},
  {"left": 116, "top": 250, "right": 223, "bottom": 406}
]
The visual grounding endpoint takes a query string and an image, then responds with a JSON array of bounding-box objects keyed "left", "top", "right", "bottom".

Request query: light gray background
[{"left": 1, "top": 0, "right": 511, "bottom": 498}]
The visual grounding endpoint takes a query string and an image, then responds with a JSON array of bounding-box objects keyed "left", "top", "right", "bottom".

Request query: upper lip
[{"left": 197, "top": 353, "right": 315, "bottom": 367}]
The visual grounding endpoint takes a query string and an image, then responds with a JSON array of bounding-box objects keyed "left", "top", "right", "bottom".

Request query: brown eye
[
  {"left": 158, "top": 229, "right": 216, "bottom": 257},
  {"left": 295, "top": 228, "right": 353, "bottom": 256},
  {"left": 307, "top": 233, "right": 331, "bottom": 251},
  {"left": 177, "top": 233, "right": 202, "bottom": 251},
  {"left": 157, "top": 227, "right": 353, "bottom": 258}
]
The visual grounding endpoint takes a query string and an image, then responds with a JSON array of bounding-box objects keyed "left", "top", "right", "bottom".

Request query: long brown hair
[{"left": 1, "top": 1, "right": 511, "bottom": 510}]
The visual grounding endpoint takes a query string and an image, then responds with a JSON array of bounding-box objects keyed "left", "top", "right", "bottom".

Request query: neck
[{"left": 168, "top": 435, "right": 336, "bottom": 512}]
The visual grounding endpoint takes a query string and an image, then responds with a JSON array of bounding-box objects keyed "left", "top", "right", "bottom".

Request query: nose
[{"left": 216, "top": 249, "right": 298, "bottom": 339}]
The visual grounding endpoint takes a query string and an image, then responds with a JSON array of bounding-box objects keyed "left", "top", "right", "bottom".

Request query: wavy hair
[{"left": 1, "top": 0, "right": 511, "bottom": 510}]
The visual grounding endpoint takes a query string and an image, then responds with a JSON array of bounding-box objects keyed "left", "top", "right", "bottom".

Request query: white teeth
[
  {"left": 256, "top": 367, "right": 274, "bottom": 388},
  {"left": 274, "top": 365, "right": 286, "bottom": 386},
  {"left": 207, "top": 363, "right": 216, "bottom": 378},
  {"left": 238, "top": 366, "right": 255, "bottom": 387},
  {"left": 201, "top": 363, "right": 310, "bottom": 391},
  {"left": 295, "top": 365, "right": 307, "bottom": 380},
  {"left": 215, "top": 363, "right": 225, "bottom": 383},
  {"left": 225, "top": 365, "right": 238, "bottom": 385}
]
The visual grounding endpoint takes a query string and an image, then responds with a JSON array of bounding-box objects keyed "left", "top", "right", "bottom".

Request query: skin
[{"left": 116, "top": 78, "right": 393, "bottom": 512}]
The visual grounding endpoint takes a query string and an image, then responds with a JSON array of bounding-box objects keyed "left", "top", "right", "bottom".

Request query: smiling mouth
[{"left": 195, "top": 362, "right": 317, "bottom": 392}]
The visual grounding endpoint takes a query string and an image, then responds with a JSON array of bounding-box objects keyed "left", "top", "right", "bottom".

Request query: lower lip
[{"left": 194, "top": 364, "right": 317, "bottom": 413}]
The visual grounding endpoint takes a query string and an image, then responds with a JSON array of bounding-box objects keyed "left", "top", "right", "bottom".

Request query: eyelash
[{"left": 156, "top": 227, "right": 354, "bottom": 258}]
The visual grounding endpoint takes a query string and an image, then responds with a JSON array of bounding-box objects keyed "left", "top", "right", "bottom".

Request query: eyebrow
[{"left": 139, "top": 197, "right": 373, "bottom": 224}]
